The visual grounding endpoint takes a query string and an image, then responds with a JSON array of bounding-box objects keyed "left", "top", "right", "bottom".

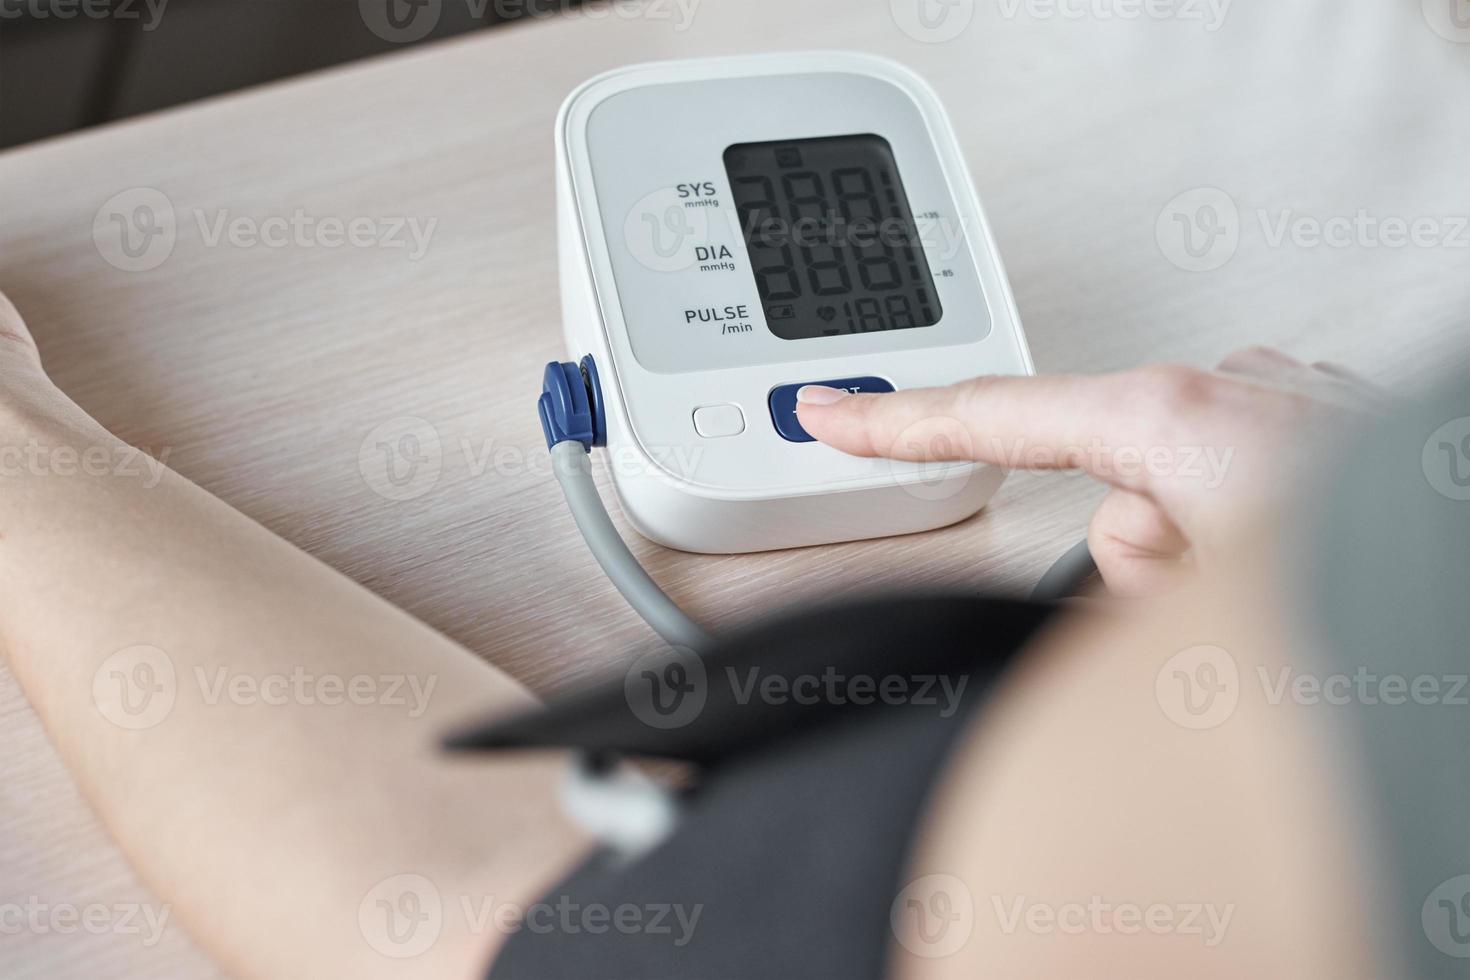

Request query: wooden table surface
[{"left": 2, "top": 0, "right": 1466, "bottom": 974}]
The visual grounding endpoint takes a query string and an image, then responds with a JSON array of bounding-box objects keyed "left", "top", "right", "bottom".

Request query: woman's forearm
[{"left": 0, "top": 390, "right": 589, "bottom": 980}]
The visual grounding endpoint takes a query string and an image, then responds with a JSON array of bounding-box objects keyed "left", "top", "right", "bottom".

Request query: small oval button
[{"left": 692, "top": 403, "right": 746, "bottom": 438}]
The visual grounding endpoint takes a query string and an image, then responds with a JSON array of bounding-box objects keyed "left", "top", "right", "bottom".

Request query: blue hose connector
[{"left": 538, "top": 355, "right": 606, "bottom": 451}]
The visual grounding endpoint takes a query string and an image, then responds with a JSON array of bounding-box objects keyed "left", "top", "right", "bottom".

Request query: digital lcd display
[{"left": 723, "top": 134, "right": 942, "bottom": 340}]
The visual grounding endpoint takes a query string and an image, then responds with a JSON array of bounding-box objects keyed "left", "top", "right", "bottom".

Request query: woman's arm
[{"left": 0, "top": 293, "right": 589, "bottom": 980}]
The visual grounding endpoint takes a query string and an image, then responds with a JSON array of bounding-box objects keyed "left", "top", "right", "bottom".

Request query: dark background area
[{"left": 0, "top": 0, "right": 583, "bottom": 149}]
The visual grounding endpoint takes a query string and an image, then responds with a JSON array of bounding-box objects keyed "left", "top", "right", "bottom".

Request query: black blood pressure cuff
[{"left": 445, "top": 595, "right": 1056, "bottom": 980}]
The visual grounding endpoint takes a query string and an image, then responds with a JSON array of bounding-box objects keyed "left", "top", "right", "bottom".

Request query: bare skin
[
  {"left": 0, "top": 290, "right": 592, "bottom": 980},
  {"left": 795, "top": 351, "right": 1379, "bottom": 594},
  {"left": 2, "top": 285, "right": 1386, "bottom": 978},
  {"left": 893, "top": 538, "right": 1385, "bottom": 980}
]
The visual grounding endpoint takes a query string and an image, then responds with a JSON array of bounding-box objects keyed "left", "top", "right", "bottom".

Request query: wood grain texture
[{"left": 1, "top": 1, "right": 1466, "bottom": 974}]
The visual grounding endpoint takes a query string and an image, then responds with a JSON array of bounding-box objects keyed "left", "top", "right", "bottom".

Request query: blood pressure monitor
[{"left": 553, "top": 52, "right": 1033, "bottom": 554}]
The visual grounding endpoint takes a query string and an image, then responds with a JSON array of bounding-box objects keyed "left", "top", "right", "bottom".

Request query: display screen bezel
[{"left": 723, "top": 133, "right": 944, "bottom": 342}]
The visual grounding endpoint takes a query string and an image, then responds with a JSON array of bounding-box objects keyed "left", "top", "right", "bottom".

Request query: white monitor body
[{"left": 555, "top": 52, "right": 1032, "bottom": 554}]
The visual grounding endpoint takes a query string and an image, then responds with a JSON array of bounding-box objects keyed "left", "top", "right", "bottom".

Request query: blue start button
[{"left": 767, "top": 376, "right": 896, "bottom": 443}]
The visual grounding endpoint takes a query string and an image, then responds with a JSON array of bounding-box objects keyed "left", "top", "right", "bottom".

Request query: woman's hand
[
  {"left": 0, "top": 290, "right": 110, "bottom": 446},
  {"left": 0, "top": 290, "right": 42, "bottom": 369},
  {"left": 0, "top": 289, "right": 67, "bottom": 423},
  {"left": 795, "top": 347, "right": 1379, "bottom": 596}
]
